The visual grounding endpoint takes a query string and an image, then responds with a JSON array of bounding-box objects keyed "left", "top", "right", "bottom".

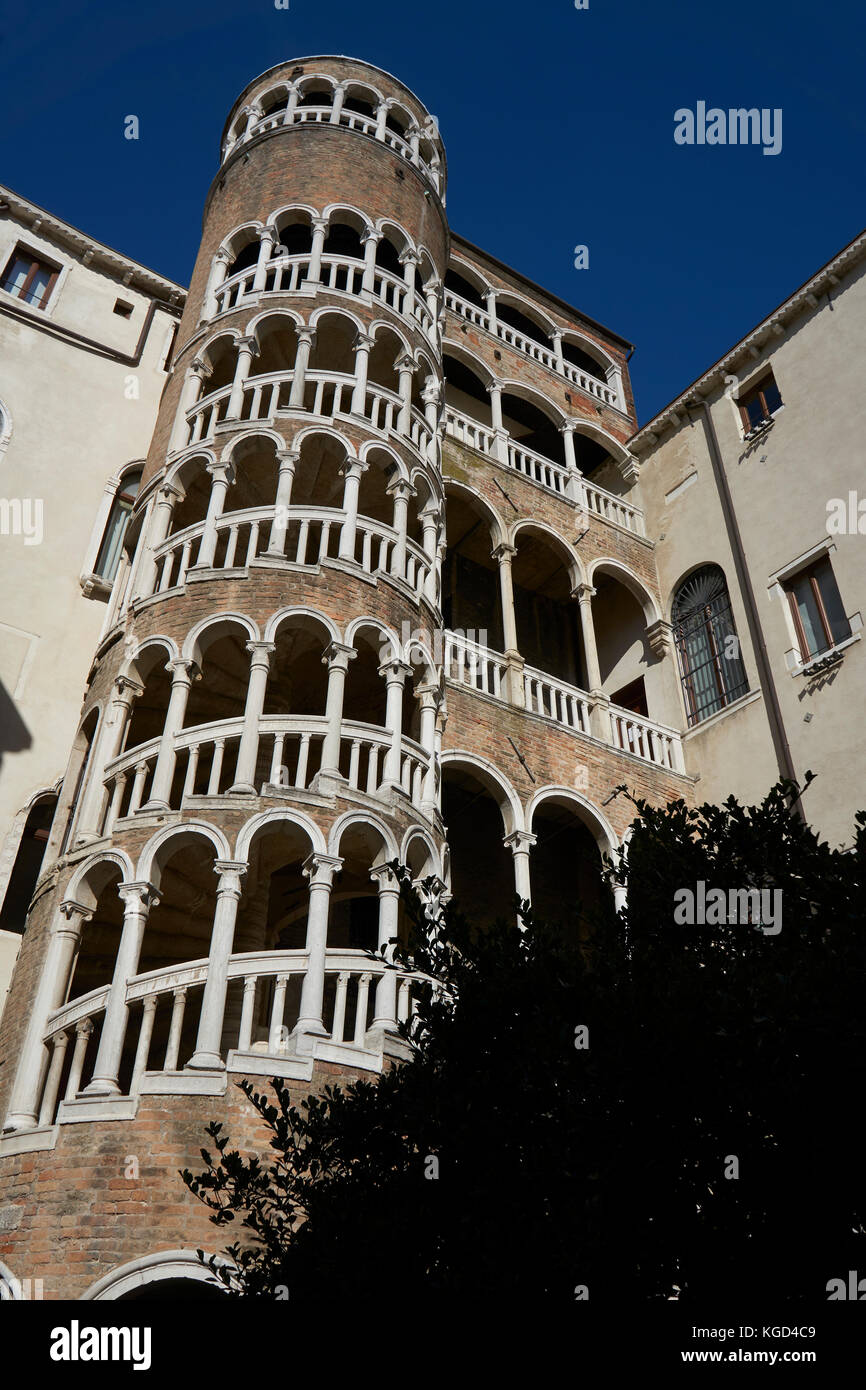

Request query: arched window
[
  {"left": 672, "top": 566, "right": 748, "bottom": 725},
  {"left": 94, "top": 469, "right": 142, "bottom": 582}
]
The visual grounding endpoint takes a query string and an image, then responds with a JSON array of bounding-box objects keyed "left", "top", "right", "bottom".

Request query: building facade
[{"left": 0, "top": 56, "right": 861, "bottom": 1301}]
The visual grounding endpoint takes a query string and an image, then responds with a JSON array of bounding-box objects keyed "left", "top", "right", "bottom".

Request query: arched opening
[
  {"left": 166, "top": 457, "right": 211, "bottom": 538},
  {"left": 571, "top": 428, "right": 620, "bottom": 479},
  {"left": 225, "top": 237, "right": 259, "bottom": 281},
  {"left": 94, "top": 469, "right": 142, "bottom": 584},
  {"left": 342, "top": 88, "right": 378, "bottom": 121},
  {"left": 367, "top": 325, "right": 405, "bottom": 396},
  {"left": 441, "top": 765, "right": 514, "bottom": 927},
  {"left": 123, "top": 646, "right": 172, "bottom": 753},
  {"left": 561, "top": 336, "right": 608, "bottom": 384},
  {"left": 528, "top": 796, "right": 611, "bottom": 935},
  {"left": 66, "top": 863, "right": 125, "bottom": 1003},
  {"left": 375, "top": 231, "right": 405, "bottom": 279},
  {"left": 445, "top": 267, "right": 486, "bottom": 309},
  {"left": 265, "top": 615, "right": 330, "bottom": 719},
  {"left": 184, "top": 625, "right": 250, "bottom": 730},
  {"left": 501, "top": 391, "right": 565, "bottom": 466},
  {"left": 592, "top": 570, "right": 651, "bottom": 712},
  {"left": 342, "top": 627, "right": 388, "bottom": 730},
  {"left": 496, "top": 299, "right": 553, "bottom": 350},
  {"left": 308, "top": 309, "right": 356, "bottom": 378},
  {"left": 272, "top": 216, "right": 313, "bottom": 259},
  {"left": 322, "top": 218, "right": 365, "bottom": 264},
  {"left": 671, "top": 565, "right": 748, "bottom": 726},
  {"left": 512, "top": 529, "right": 584, "bottom": 684},
  {"left": 260, "top": 89, "right": 288, "bottom": 119},
  {"left": 118, "top": 1278, "right": 227, "bottom": 1301},
  {"left": 59, "top": 708, "right": 100, "bottom": 855},
  {"left": 442, "top": 490, "right": 502, "bottom": 649},
  {"left": 253, "top": 315, "right": 298, "bottom": 378},
  {"left": 297, "top": 83, "right": 333, "bottom": 109},
  {"left": 222, "top": 436, "right": 280, "bottom": 518},
  {"left": 357, "top": 447, "right": 396, "bottom": 528},
  {"left": 443, "top": 353, "right": 491, "bottom": 425},
  {"left": 0, "top": 794, "right": 59, "bottom": 937},
  {"left": 290, "top": 431, "right": 348, "bottom": 509},
  {"left": 201, "top": 337, "right": 238, "bottom": 398}
]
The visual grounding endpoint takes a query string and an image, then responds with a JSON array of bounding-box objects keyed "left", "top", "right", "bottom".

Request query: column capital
[
  {"left": 296, "top": 325, "right": 317, "bottom": 346},
  {"left": 322, "top": 641, "right": 357, "bottom": 670},
  {"left": 302, "top": 852, "right": 343, "bottom": 887},
  {"left": 310, "top": 216, "right": 330, "bottom": 235},
  {"left": 378, "top": 658, "right": 412, "bottom": 684},
  {"left": 275, "top": 448, "right": 300, "bottom": 468},
  {"left": 352, "top": 330, "right": 375, "bottom": 351},
  {"left": 190, "top": 358, "right": 211, "bottom": 380},
  {"left": 486, "top": 378, "right": 505, "bottom": 394},
  {"left": 117, "top": 881, "right": 160, "bottom": 912},
  {"left": 167, "top": 657, "right": 199, "bottom": 683},
  {"left": 386, "top": 477, "right": 416, "bottom": 499},
  {"left": 214, "top": 247, "right": 234, "bottom": 266},
  {"left": 259, "top": 225, "right": 278, "bottom": 245},
  {"left": 369, "top": 863, "right": 401, "bottom": 891},
  {"left": 338, "top": 457, "right": 369, "bottom": 480},
  {"left": 574, "top": 582, "right": 596, "bottom": 604},
  {"left": 58, "top": 899, "right": 94, "bottom": 926},
  {"left": 205, "top": 460, "right": 235, "bottom": 484},
  {"left": 235, "top": 336, "right": 259, "bottom": 356},
  {"left": 245, "top": 639, "right": 276, "bottom": 665},
  {"left": 560, "top": 418, "right": 580, "bottom": 435},
  {"left": 492, "top": 542, "right": 517, "bottom": 563},
  {"left": 503, "top": 830, "right": 537, "bottom": 854},
  {"left": 399, "top": 248, "right": 421, "bottom": 267},
  {"left": 360, "top": 226, "right": 383, "bottom": 246},
  {"left": 111, "top": 674, "right": 143, "bottom": 701},
  {"left": 394, "top": 352, "right": 417, "bottom": 373},
  {"left": 213, "top": 860, "right": 247, "bottom": 896},
  {"left": 158, "top": 481, "right": 183, "bottom": 504}
]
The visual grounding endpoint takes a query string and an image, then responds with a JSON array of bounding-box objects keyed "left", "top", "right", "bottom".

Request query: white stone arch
[
  {"left": 328, "top": 809, "right": 400, "bottom": 864},
  {"left": 587, "top": 557, "right": 661, "bottom": 625},
  {"left": 441, "top": 337, "right": 497, "bottom": 387},
  {"left": 218, "top": 221, "right": 265, "bottom": 260},
  {"left": 266, "top": 202, "right": 320, "bottom": 236},
  {"left": 164, "top": 447, "right": 217, "bottom": 494},
  {"left": 509, "top": 517, "right": 586, "bottom": 589},
  {"left": 235, "top": 806, "right": 325, "bottom": 863},
  {"left": 308, "top": 302, "right": 367, "bottom": 336},
  {"left": 137, "top": 821, "right": 231, "bottom": 888},
  {"left": 245, "top": 306, "right": 305, "bottom": 340},
  {"left": 81, "top": 1249, "right": 232, "bottom": 1300},
  {"left": 341, "top": 76, "right": 386, "bottom": 110},
  {"left": 0, "top": 779, "right": 63, "bottom": 917},
  {"left": 409, "top": 463, "right": 443, "bottom": 509},
  {"left": 263, "top": 604, "right": 341, "bottom": 646},
  {"left": 321, "top": 201, "right": 374, "bottom": 235},
  {"left": 65, "top": 848, "right": 136, "bottom": 906},
  {"left": 374, "top": 216, "right": 415, "bottom": 258},
  {"left": 294, "top": 71, "right": 338, "bottom": 100},
  {"left": 439, "top": 750, "right": 523, "bottom": 836},
  {"left": 403, "top": 634, "right": 437, "bottom": 685},
  {"left": 359, "top": 437, "right": 409, "bottom": 482},
  {"left": 447, "top": 255, "right": 493, "bottom": 299},
  {"left": 198, "top": 326, "right": 243, "bottom": 367},
  {"left": 498, "top": 377, "right": 568, "bottom": 427},
  {"left": 218, "top": 426, "right": 287, "bottom": 465},
  {"left": 182, "top": 611, "right": 260, "bottom": 663},
  {"left": 569, "top": 417, "right": 634, "bottom": 466},
  {"left": 118, "top": 634, "right": 179, "bottom": 683},
  {"left": 442, "top": 476, "right": 506, "bottom": 549},
  {"left": 292, "top": 421, "right": 357, "bottom": 460},
  {"left": 400, "top": 825, "right": 442, "bottom": 879},
  {"left": 559, "top": 327, "right": 617, "bottom": 378},
  {"left": 344, "top": 613, "right": 401, "bottom": 657},
  {"left": 367, "top": 316, "right": 414, "bottom": 357},
  {"left": 525, "top": 785, "right": 620, "bottom": 859},
  {"left": 493, "top": 288, "right": 558, "bottom": 340}
]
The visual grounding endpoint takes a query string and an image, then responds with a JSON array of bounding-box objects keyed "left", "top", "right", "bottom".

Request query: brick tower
[{"left": 0, "top": 57, "right": 692, "bottom": 1300}]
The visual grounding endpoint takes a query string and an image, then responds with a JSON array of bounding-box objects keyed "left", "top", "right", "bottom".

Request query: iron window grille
[{"left": 672, "top": 566, "right": 749, "bottom": 726}]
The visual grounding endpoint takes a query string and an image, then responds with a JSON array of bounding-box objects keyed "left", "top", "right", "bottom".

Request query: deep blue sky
[{"left": 2, "top": 0, "right": 864, "bottom": 422}]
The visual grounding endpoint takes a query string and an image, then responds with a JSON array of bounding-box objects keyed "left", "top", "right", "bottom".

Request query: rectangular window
[
  {"left": 738, "top": 372, "right": 783, "bottom": 432},
  {"left": 784, "top": 556, "right": 851, "bottom": 661},
  {"left": 1, "top": 245, "right": 61, "bottom": 310}
]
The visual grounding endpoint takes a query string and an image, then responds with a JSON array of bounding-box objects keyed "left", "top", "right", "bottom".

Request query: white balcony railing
[
  {"left": 214, "top": 252, "right": 435, "bottom": 342},
  {"left": 185, "top": 370, "right": 432, "bottom": 461},
  {"left": 443, "top": 404, "right": 645, "bottom": 536},
  {"left": 443, "top": 288, "right": 618, "bottom": 406},
  {"left": 100, "top": 715, "right": 431, "bottom": 832},
  {"left": 147, "top": 505, "right": 432, "bottom": 602},
  {"left": 36, "top": 949, "right": 426, "bottom": 1126},
  {"left": 444, "top": 629, "right": 684, "bottom": 771}
]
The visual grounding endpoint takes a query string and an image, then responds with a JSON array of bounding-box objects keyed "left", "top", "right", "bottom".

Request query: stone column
[
  {"left": 417, "top": 684, "right": 441, "bottom": 815},
  {"left": 229, "top": 642, "right": 275, "bottom": 794},
  {"left": 318, "top": 642, "right": 356, "bottom": 780},
  {"left": 493, "top": 543, "right": 524, "bottom": 705},
  {"left": 305, "top": 217, "right": 329, "bottom": 286},
  {"left": 361, "top": 229, "right": 382, "bottom": 293},
  {"left": 266, "top": 449, "right": 299, "bottom": 556},
  {"left": 562, "top": 422, "right": 587, "bottom": 507},
  {"left": 226, "top": 337, "right": 257, "bottom": 419},
  {"left": 388, "top": 478, "right": 415, "bottom": 579},
  {"left": 192, "top": 462, "right": 234, "bottom": 570},
  {"left": 350, "top": 332, "right": 374, "bottom": 416},
  {"left": 420, "top": 505, "right": 440, "bottom": 604},
  {"left": 288, "top": 327, "right": 316, "bottom": 409},
  {"left": 201, "top": 248, "right": 233, "bottom": 322},
  {"left": 576, "top": 583, "right": 610, "bottom": 741},
  {"left": 293, "top": 854, "right": 343, "bottom": 1041},
  {"left": 144, "top": 658, "right": 198, "bottom": 809},
  {"left": 337, "top": 459, "right": 368, "bottom": 560},
  {"left": 252, "top": 227, "right": 277, "bottom": 293},
  {"left": 169, "top": 359, "right": 209, "bottom": 453},
  {"left": 329, "top": 83, "right": 346, "bottom": 124},
  {"left": 188, "top": 861, "right": 247, "bottom": 1069},
  {"left": 73, "top": 675, "right": 141, "bottom": 844},
  {"left": 396, "top": 354, "right": 416, "bottom": 435},
  {"left": 134, "top": 483, "right": 180, "bottom": 599},
  {"left": 399, "top": 248, "right": 419, "bottom": 298},
  {"left": 504, "top": 830, "right": 536, "bottom": 910},
  {"left": 484, "top": 289, "right": 498, "bottom": 331},
  {"left": 284, "top": 85, "right": 300, "bottom": 122},
  {"left": 551, "top": 328, "right": 565, "bottom": 371},
  {"left": 83, "top": 883, "right": 160, "bottom": 1095},
  {"left": 375, "top": 100, "right": 389, "bottom": 139},
  {"left": 379, "top": 660, "right": 411, "bottom": 788},
  {"left": 2, "top": 901, "right": 92, "bottom": 1131},
  {"left": 487, "top": 379, "right": 509, "bottom": 463},
  {"left": 369, "top": 864, "right": 401, "bottom": 1034}
]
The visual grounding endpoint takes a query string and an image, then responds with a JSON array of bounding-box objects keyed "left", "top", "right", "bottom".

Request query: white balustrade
[
  {"left": 522, "top": 664, "right": 592, "bottom": 733},
  {"left": 443, "top": 404, "right": 645, "bottom": 535},
  {"left": 443, "top": 631, "right": 507, "bottom": 698},
  {"left": 608, "top": 703, "right": 684, "bottom": 771},
  {"left": 444, "top": 289, "right": 618, "bottom": 406}
]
